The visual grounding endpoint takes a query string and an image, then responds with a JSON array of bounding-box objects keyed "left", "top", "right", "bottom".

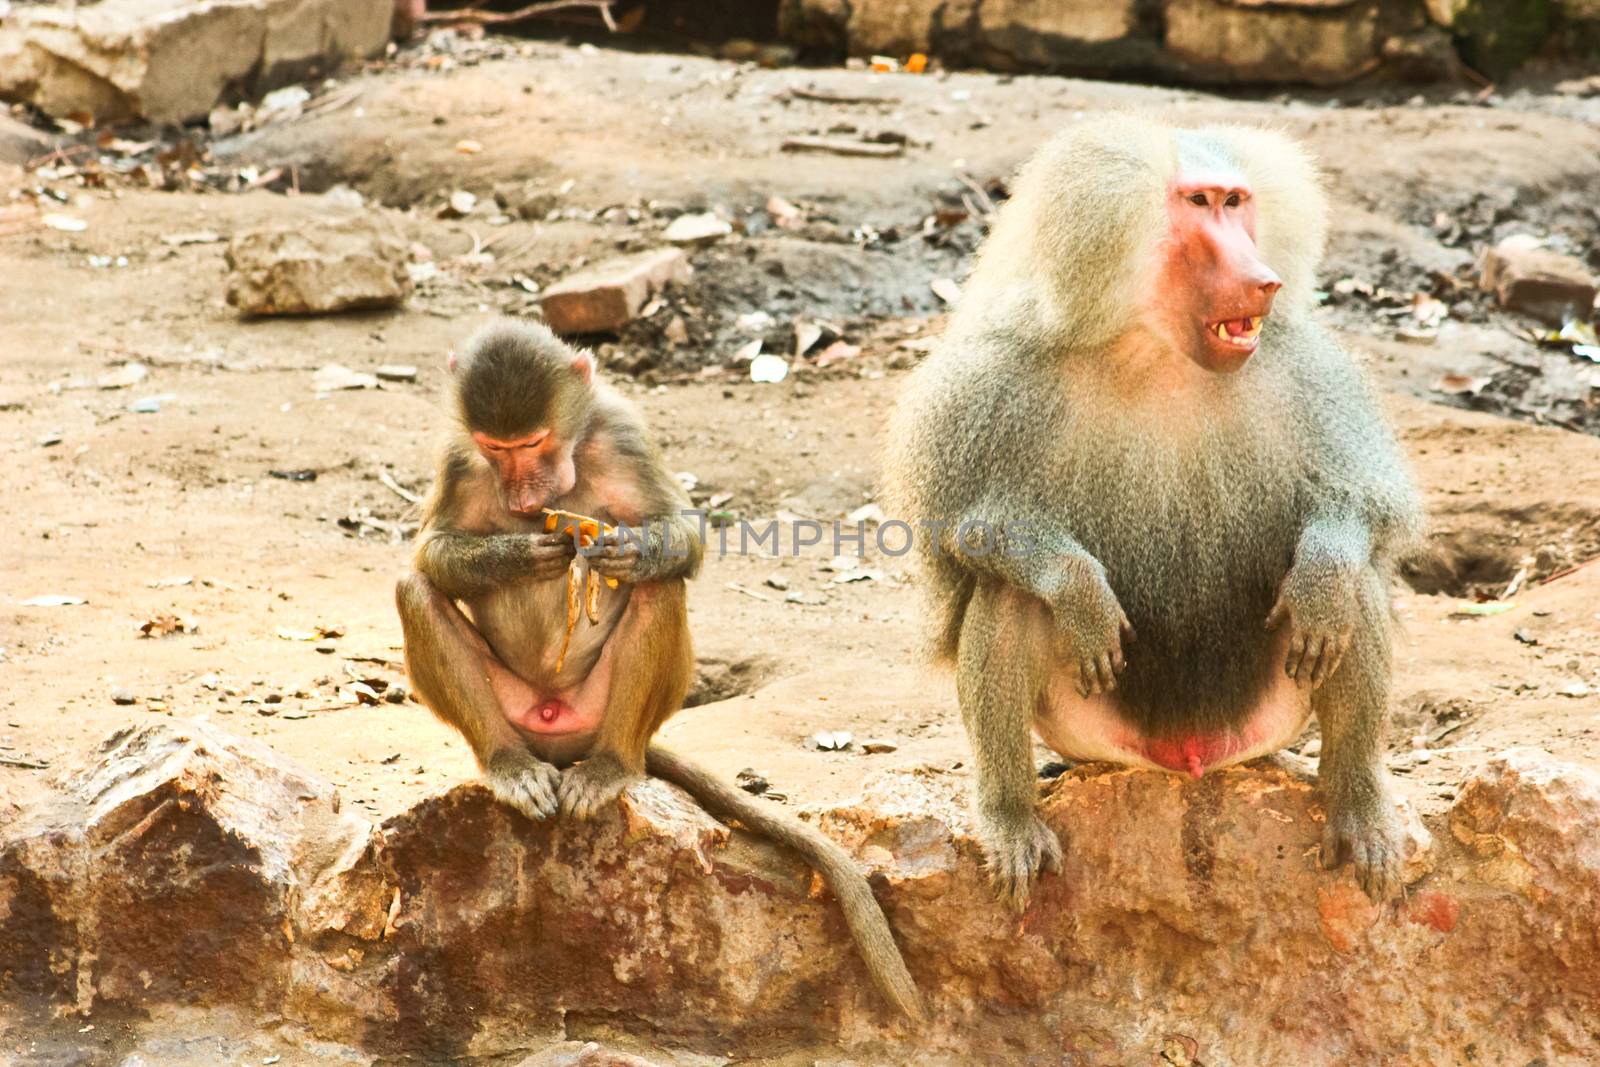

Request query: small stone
[
  {"left": 263, "top": 692, "right": 284, "bottom": 704},
  {"left": 439, "top": 190, "right": 477, "bottom": 219},
  {"left": 860, "top": 739, "right": 898, "bottom": 754},
  {"left": 315, "top": 642, "right": 338, "bottom": 655},
  {"left": 110, "top": 687, "right": 136, "bottom": 706},
  {"left": 735, "top": 768, "right": 769, "bottom": 794},
  {"left": 1479, "top": 235, "right": 1599, "bottom": 326},
  {"left": 375, "top": 364, "right": 418, "bottom": 382},
  {"left": 540, "top": 248, "right": 690, "bottom": 335},
  {"left": 1514, "top": 629, "right": 1539, "bottom": 646},
  {"left": 226, "top": 217, "right": 412, "bottom": 317},
  {"left": 765, "top": 575, "right": 790, "bottom": 591},
  {"left": 385, "top": 685, "right": 408, "bottom": 704},
  {"left": 663, "top": 212, "right": 732, "bottom": 246},
  {"left": 811, "top": 730, "right": 853, "bottom": 751}
]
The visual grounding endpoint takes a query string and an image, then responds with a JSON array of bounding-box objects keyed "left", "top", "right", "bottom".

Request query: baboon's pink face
[
  {"left": 1152, "top": 171, "right": 1282, "bottom": 374},
  {"left": 473, "top": 429, "right": 576, "bottom": 516}
]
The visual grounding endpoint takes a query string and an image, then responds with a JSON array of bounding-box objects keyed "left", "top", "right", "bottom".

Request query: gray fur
[{"left": 882, "top": 116, "right": 1424, "bottom": 906}]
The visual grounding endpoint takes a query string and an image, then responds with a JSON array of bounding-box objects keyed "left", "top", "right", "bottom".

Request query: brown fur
[{"left": 399, "top": 321, "right": 923, "bottom": 1019}]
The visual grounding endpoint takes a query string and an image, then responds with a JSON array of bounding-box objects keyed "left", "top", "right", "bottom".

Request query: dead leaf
[{"left": 139, "top": 614, "right": 198, "bottom": 638}]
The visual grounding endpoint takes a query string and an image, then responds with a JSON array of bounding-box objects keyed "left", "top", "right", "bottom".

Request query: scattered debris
[
  {"left": 161, "top": 231, "right": 224, "bottom": 247},
  {"left": 375, "top": 364, "right": 418, "bottom": 383},
  {"left": 860, "top": 739, "right": 899, "bottom": 754},
  {"left": 110, "top": 687, "right": 137, "bottom": 706},
  {"left": 1513, "top": 629, "right": 1539, "bottom": 646},
  {"left": 780, "top": 136, "right": 904, "bottom": 159},
  {"left": 275, "top": 625, "right": 345, "bottom": 642},
  {"left": 785, "top": 86, "right": 898, "bottom": 106},
  {"left": 21, "top": 595, "right": 85, "bottom": 607},
  {"left": 847, "top": 503, "right": 885, "bottom": 524},
  {"left": 810, "top": 730, "right": 854, "bottom": 751},
  {"left": 138, "top": 614, "right": 198, "bottom": 638},
  {"left": 735, "top": 768, "right": 770, "bottom": 794},
  {"left": 1450, "top": 601, "right": 1517, "bottom": 618},
  {"left": 1432, "top": 373, "right": 1493, "bottom": 396},
  {"left": 312, "top": 364, "right": 381, "bottom": 392},
  {"left": 41, "top": 213, "right": 87, "bottom": 232},
  {"left": 764, "top": 575, "right": 790, "bottom": 591},
  {"left": 96, "top": 362, "right": 149, "bottom": 390},
  {"left": 379, "top": 469, "right": 423, "bottom": 505},
  {"left": 440, "top": 190, "right": 478, "bottom": 219},
  {"left": 929, "top": 277, "right": 961, "bottom": 305},
  {"left": 37, "top": 432, "right": 63, "bottom": 448},
  {"left": 663, "top": 212, "right": 733, "bottom": 246},
  {"left": 1558, "top": 682, "right": 1593, "bottom": 698},
  {"left": 269, "top": 468, "right": 318, "bottom": 482},
  {"left": 128, "top": 394, "right": 169, "bottom": 414},
  {"left": 750, "top": 353, "right": 790, "bottom": 383}
]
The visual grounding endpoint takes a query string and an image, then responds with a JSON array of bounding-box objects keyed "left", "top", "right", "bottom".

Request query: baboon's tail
[{"left": 645, "top": 745, "right": 926, "bottom": 1020}]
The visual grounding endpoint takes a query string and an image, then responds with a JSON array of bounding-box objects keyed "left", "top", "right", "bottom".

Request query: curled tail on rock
[{"left": 645, "top": 745, "right": 927, "bottom": 1021}]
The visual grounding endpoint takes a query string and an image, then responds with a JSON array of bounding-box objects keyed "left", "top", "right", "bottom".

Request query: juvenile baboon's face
[
  {"left": 1149, "top": 167, "right": 1283, "bottom": 374},
  {"left": 472, "top": 428, "right": 578, "bottom": 516}
]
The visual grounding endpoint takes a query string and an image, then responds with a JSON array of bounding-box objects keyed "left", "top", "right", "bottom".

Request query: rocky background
[
  {"left": 2, "top": 0, "right": 1599, "bottom": 129},
  {"left": 3, "top": 1, "right": 1600, "bottom": 1065}
]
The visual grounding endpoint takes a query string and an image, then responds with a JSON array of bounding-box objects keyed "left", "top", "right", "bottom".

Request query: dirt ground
[{"left": 5, "top": 36, "right": 1600, "bottom": 850}]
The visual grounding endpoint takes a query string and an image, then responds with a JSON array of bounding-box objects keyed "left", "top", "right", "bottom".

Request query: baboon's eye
[
  {"left": 1224, "top": 192, "right": 1242, "bottom": 208},
  {"left": 1187, "top": 192, "right": 1208, "bottom": 207}
]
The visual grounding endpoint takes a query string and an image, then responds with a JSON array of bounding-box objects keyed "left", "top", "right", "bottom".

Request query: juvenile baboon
[
  {"left": 396, "top": 321, "right": 923, "bottom": 1017},
  {"left": 883, "top": 116, "right": 1423, "bottom": 910}
]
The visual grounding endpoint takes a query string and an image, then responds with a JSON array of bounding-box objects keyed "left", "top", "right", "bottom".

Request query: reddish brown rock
[
  {"left": 540, "top": 248, "right": 691, "bottom": 335},
  {"left": 5, "top": 723, "right": 1600, "bottom": 1065},
  {"left": 1479, "top": 235, "right": 1599, "bottom": 325}
]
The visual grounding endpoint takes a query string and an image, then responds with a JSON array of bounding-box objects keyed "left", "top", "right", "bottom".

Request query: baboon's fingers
[
  {"left": 1095, "top": 653, "right": 1118, "bottom": 692},
  {"left": 1110, "top": 644, "right": 1127, "bottom": 674},
  {"left": 1300, "top": 635, "right": 1328, "bottom": 688},
  {"left": 1264, "top": 597, "right": 1287, "bottom": 631},
  {"left": 1311, "top": 636, "right": 1348, "bottom": 688},
  {"left": 1285, "top": 633, "right": 1308, "bottom": 679},
  {"left": 1077, "top": 658, "right": 1099, "bottom": 696}
]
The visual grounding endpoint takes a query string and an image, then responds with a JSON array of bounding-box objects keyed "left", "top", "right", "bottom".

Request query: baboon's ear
[{"left": 571, "top": 350, "right": 594, "bottom": 385}]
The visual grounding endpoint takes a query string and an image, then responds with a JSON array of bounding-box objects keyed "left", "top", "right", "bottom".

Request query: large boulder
[
  {"left": 780, "top": 0, "right": 1440, "bottom": 83},
  {"left": 0, "top": 0, "right": 391, "bottom": 125},
  {"left": 5, "top": 721, "right": 1600, "bottom": 1064}
]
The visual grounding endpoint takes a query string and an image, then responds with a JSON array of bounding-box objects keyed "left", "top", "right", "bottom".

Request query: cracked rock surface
[{"left": 3, "top": 721, "right": 1599, "bottom": 1065}]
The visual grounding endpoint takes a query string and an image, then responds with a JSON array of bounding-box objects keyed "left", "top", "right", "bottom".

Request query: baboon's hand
[
  {"left": 586, "top": 536, "right": 642, "bottom": 582},
  {"left": 558, "top": 752, "right": 639, "bottom": 820},
  {"left": 1265, "top": 558, "right": 1361, "bottom": 688},
  {"left": 526, "top": 532, "right": 578, "bottom": 580},
  {"left": 484, "top": 748, "right": 561, "bottom": 820},
  {"left": 976, "top": 807, "right": 1064, "bottom": 912},
  {"left": 1049, "top": 564, "right": 1135, "bottom": 697},
  {"left": 1321, "top": 792, "right": 1403, "bottom": 901}
]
